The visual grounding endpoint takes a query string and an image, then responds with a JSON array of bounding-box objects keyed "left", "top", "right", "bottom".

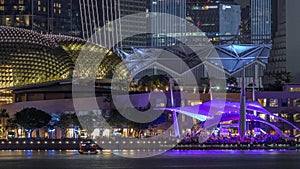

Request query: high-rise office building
[
  {"left": 0, "top": 0, "right": 79, "bottom": 36},
  {"left": 119, "top": 0, "right": 148, "bottom": 47},
  {"left": 80, "top": 0, "right": 189, "bottom": 47},
  {"left": 150, "top": 0, "right": 186, "bottom": 46},
  {"left": 186, "top": 0, "right": 241, "bottom": 42},
  {"left": 263, "top": 0, "right": 300, "bottom": 85},
  {"left": 79, "top": 0, "right": 147, "bottom": 47},
  {"left": 263, "top": 0, "right": 286, "bottom": 86},
  {"left": 79, "top": 0, "right": 121, "bottom": 46},
  {"left": 251, "top": 0, "right": 271, "bottom": 44}
]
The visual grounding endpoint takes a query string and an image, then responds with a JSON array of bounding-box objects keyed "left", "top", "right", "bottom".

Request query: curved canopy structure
[{"left": 158, "top": 100, "right": 300, "bottom": 136}]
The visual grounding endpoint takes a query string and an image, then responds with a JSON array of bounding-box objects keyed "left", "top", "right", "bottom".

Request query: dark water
[{"left": 0, "top": 150, "right": 300, "bottom": 169}]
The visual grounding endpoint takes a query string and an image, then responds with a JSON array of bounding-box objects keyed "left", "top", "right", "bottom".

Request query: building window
[
  {"left": 0, "top": 0, "right": 4, "bottom": 5},
  {"left": 18, "top": 0, "right": 23, "bottom": 4},
  {"left": 293, "top": 114, "right": 300, "bottom": 123},
  {"left": 281, "top": 98, "right": 289, "bottom": 107},
  {"left": 258, "top": 113, "right": 267, "bottom": 120},
  {"left": 19, "top": 5, "right": 25, "bottom": 11},
  {"left": 258, "top": 98, "right": 267, "bottom": 107},
  {"left": 281, "top": 113, "right": 289, "bottom": 120},
  {"left": 0, "top": 6, "right": 4, "bottom": 11},
  {"left": 290, "top": 88, "right": 300, "bottom": 92},
  {"left": 294, "top": 99, "right": 300, "bottom": 107},
  {"left": 269, "top": 99, "right": 278, "bottom": 107},
  {"left": 270, "top": 115, "right": 278, "bottom": 122}
]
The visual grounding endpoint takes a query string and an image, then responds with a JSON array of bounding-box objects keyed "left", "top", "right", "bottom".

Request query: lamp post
[
  {"left": 170, "top": 79, "right": 180, "bottom": 137},
  {"left": 239, "top": 61, "right": 246, "bottom": 142}
]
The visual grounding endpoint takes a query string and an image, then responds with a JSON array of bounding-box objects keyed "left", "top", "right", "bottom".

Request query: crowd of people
[{"left": 181, "top": 132, "right": 298, "bottom": 145}]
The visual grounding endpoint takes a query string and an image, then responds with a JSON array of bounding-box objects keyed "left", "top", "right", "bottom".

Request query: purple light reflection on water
[{"left": 162, "top": 150, "right": 294, "bottom": 157}]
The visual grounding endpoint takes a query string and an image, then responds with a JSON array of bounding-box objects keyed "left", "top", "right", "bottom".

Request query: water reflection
[{"left": 0, "top": 150, "right": 299, "bottom": 169}]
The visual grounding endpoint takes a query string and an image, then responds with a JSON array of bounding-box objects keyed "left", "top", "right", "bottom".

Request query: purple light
[{"left": 157, "top": 99, "right": 300, "bottom": 136}]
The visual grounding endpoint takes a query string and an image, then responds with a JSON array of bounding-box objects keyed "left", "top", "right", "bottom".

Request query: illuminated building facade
[
  {"left": 0, "top": 26, "right": 126, "bottom": 104},
  {"left": 0, "top": 0, "right": 80, "bottom": 36},
  {"left": 79, "top": 0, "right": 147, "bottom": 47},
  {"left": 80, "top": 0, "right": 189, "bottom": 47},
  {"left": 251, "top": 0, "right": 271, "bottom": 44},
  {"left": 150, "top": 0, "right": 186, "bottom": 46},
  {"left": 79, "top": 0, "right": 121, "bottom": 45},
  {"left": 186, "top": 0, "right": 241, "bottom": 40}
]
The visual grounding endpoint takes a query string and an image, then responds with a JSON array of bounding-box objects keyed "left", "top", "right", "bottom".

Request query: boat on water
[{"left": 79, "top": 141, "right": 99, "bottom": 154}]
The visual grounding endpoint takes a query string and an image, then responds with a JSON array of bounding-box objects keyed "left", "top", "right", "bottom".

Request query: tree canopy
[
  {"left": 138, "top": 74, "right": 170, "bottom": 92},
  {"left": 56, "top": 113, "right": 81, "bottom": 132},
  {"left": 14, "top": 108, "right": 51, "bottom": 131}
]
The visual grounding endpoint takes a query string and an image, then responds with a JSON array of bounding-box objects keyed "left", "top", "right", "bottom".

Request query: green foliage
[
  {"left": 138, "top": 74, "right": 170, "bottom": 91},
  {"left": 56, "top": 113, "right": 81, "bottom": 132},
  {"left": 14, "top": 108, "right": 51, "bottom": 131},
  {"left": 5, "top": 118, "right": 17, "bottom": 130},
  {"left": 105, "top": 109, "right": 150, "bottom": 130},
  {"left": 78, "top": 112, "right": 105, "bottom": 135},
  {"left": 268, "top": 71, "right": 293, "bottom": 91},
  {"left": 0, "top": 109, "right": 9, "bottom": 119}
]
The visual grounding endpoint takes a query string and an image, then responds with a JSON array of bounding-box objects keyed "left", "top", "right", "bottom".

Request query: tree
[
  {"left": 0, "top": 109, "right": 9, "bottom": 127},
  {"left": 268, "top": 71, "right": 293, "bottom": 91},
  {"left": 77, "top": 111, "right": 111, "bottom": 139},
  {"left": 56, "top": 113, "right": 81, "bottom": 138},
  {"left": 14, "top": 108, "right": 51, "bottom": 138},
  {"left": 138, "top": 74, "right": 170, "bottom": 92},
  {"left": 0, "top": 109, "right": 9, "bottom": 138}
]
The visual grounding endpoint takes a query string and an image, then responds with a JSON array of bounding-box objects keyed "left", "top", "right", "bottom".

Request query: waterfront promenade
[{"left": 0, "top": 138, "right": 300, "bottom": 151}]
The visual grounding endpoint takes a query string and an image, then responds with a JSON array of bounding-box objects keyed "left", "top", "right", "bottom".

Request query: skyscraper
[
  {"left": 263, "top": 0, "right": 300, "bottom": 85},
  {"left": 79, "top": 0, "right": 121, "bottom": 46},
  {"left": 119, "top": 0, "right": 148, "bottom": 47},
  {"left": 186, "top": 0, "right": 240, "bottom": 42},
  {"left": 80, "top": 0, "right": 189, "bottom": 47},
  {"left": 251, "top": 0, "right": 271, "bottom": 44},
  {"left": 263, "top": 0, "right": 286, "bottom": 87},
  {"left": 0, "top": 0, "right": 78, "bottom": 36},
  {"left": 79, "top": 0, "right": 147, "bottom": 47},
  {"left": 150, "top": 0, "right": 186, "bottom": 46}
]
